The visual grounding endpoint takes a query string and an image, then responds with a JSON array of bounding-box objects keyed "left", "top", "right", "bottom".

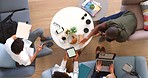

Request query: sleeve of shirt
[
  {"left": 5, "top": 38, "right": 14, "bottom": 54},
  {"left": 19, "top": 51, "right": 31, "bottom": 66},
  {"left": 73, "top": 61, "right": 79, "bottom": 78},
  {"left": 5, "top": 38, "right": 14, "bottom": 49},
  {"left": 59, "top": 59, "right": 67, "bottom": 69},
  {"left": 22, "top": 58, "right": 31, "bottom": 66},
  {"left": 91, "top": 71, "right": 100, "bottom": 78}
]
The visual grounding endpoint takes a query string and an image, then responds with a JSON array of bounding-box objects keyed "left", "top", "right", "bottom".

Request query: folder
[{"left": 78, "top": 64, "right": 91, "bottom": 78}]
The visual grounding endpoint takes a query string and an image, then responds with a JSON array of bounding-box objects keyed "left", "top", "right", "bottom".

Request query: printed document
[{"left": 16, "top": 22, "right": 32, "bottom": 39}]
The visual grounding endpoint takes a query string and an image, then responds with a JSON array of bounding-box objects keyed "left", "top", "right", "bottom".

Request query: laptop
[{"left": 96, "top": 53, "right": 116, "bottom": 72}]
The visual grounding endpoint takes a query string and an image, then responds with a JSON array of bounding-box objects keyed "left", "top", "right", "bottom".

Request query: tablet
[
  {"left": 66, "top": 47, "right": 76, "bottom": 58},
  {"left": 122, "top": 63, "right": 133, "bottom": 73}
]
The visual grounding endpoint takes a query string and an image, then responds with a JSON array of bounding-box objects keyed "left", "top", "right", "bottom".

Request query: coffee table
[
  {"left": 50, "top": 7, "right": 94, "bottom": 50},
  {"left": 78, "top": 0, "right": 108, "bottom": 21}
]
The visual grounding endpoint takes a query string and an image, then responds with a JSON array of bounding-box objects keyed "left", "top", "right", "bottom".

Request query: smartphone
[
  {"left": 122, "top": 63, "right": 133, "bottom": 73},
  {"left": 66, "top": 47, "right": 76, "bottom": 58},
  {"left": 40, "top": 43, "right": 45, "bottom": 47},
  {"left": 56, "top": 27, "right": 64, "bottom": 34}
]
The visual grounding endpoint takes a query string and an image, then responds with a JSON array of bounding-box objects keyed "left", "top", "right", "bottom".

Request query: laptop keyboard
[{"left": 102, "top": 61, "right": 113, "bottom": 66}]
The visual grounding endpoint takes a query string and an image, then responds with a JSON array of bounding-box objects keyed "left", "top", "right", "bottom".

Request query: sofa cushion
[
  {"left": 122, "top": 73, "right": 139, "bottom": 78},
  {"left": 121, "top": 5, "right": 144, "bottom": 30},
  {"left": 0, "top": 43, "right": 16, "bottom": 68},
  {"left": 114, "top": 56, "right": 135, "bottom": 78},
  {"left": 122, "top": 0, "right": 145, "bottom": 5},
  {"left": 0, "top": 10, "right": 31, "bottom": 24},
  {"left": 42, "top": 68, "right": 53, "bottom": 78},
  {"left": 0, "top": 0, "right": 29, "bottom": 13},
  {"left": 128, "top": 30, "right": 148, "bottom": 40}
]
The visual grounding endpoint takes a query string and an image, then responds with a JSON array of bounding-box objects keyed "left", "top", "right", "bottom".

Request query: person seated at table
[
  {"left": 5, "top": 28, "right": 53, "bottom": 66},
  {"left": 80, "top": 10, "right": 137, "bottom": 44},
  {"left": 91, "top": 46, "right": 116, "bottom": 78},
  {"left": 52, "top": 52, "right": 79, "bottom": 78}
]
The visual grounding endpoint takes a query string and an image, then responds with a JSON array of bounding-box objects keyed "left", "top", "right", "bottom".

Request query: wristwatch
[{"left": 96, "top": 69, "right": 100, "bottom": 73}]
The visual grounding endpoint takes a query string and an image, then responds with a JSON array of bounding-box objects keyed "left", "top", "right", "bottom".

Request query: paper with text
[{"left": 16, "top": 22, "right": 32, "bottom": 39}]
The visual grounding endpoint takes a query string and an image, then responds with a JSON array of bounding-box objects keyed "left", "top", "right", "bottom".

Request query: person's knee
[
  {"left": 36, "top": 28, "right": 43, "bottom": 33},
  {"left": 33, "top": 28, "right": 44, "bottom": 35}
]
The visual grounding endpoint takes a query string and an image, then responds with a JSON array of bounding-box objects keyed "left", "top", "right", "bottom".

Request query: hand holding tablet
[{"left": 66, "top": 47, "right": 76, "bottom": 58}]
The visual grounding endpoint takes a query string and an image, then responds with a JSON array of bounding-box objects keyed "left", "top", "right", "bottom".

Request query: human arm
[
  {"left": 59, "top": 53, "right": 69, "bottom": 70},
  {"left": 91, "top": 71, "right": 100, "bottom": 78},
  {"left": 80, "top": 22, "right": 107, "bottom": 44},
  {"left": 106, "top": 74, "right": 116, "bottom": 78},
  {"left": 30, "top": 45, "right": 43, "bottom": 63},
  {"left": 106, "top": 64, "right": 116, "bottom": 78},
  {"left": 11, "top": 34, "right": 17, "bottom": 40},
  {"left": 73, "top": 53, "right": 79, "bottom": 78},
  {"left": 91, "top": 61, "right": 103, "bottom": 78}
]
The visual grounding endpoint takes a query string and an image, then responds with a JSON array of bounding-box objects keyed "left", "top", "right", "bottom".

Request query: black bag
[{"left": 0, "top": 8, "right": 26, "bottom": 44}]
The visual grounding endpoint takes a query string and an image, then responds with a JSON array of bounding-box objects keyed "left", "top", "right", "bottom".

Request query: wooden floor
[{"left": 28, "top": 0, "right": 148, "bottom": 78}]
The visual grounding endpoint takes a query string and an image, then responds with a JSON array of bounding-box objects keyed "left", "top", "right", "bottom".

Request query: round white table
[
  {"left": 78, "top": 0, "right": 108, "bottom": 21},
  {"left": 50, "top": 7, "right": 94, "bottom": 50}
]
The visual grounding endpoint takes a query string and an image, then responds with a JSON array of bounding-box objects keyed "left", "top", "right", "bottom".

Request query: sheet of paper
[{"left": 16, "top": 22, "right": 32, "bottom": 39}]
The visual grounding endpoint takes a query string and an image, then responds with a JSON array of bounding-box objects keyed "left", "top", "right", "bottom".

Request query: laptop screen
[{"left": 98, "top": 53, "right": 116, "bottom": 60}]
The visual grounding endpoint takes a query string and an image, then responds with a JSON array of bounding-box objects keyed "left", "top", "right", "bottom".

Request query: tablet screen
[{"left": 66, "top": 47, "right": 76, "bottom": 58}]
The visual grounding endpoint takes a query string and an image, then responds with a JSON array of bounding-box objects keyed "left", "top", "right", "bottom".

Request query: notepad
[
  {"left": 16, "top": 22, "right": 32, "bottom": 39},
  {"left": 78, "top": 64, "right": 91, "bottom": 78}
]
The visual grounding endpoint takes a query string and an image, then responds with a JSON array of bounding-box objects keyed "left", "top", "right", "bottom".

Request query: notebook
[
  {"left": 96, "top": 53, "right": 116, "bottom": 72},
  {"left": 79, "top": 64, "right": 91, "bottom": 78},
  {"left": 16, "top": 22, "right": 32, "bottom": 39}
]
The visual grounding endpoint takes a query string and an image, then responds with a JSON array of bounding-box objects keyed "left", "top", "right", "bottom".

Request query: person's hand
[
  {"left": 11, "top": 35, "right": 17, "bottom": 40},
  {"left": 94, "top": 32, "right": 102, "bottom": 36},
  {"left": 109, "top": 64, "right": 114, "bottom": 74},
  {"left": 73, "top": 53, "right": 79, "bottom": 61},
  {"left": 96, "top": 60, "right": 102, "bottom": 71},
  {"left": 36, "top": 45, "right": 43, "bottom": 53},
  {"left": 79, "top": 36, "right": 89, "bottom": 45},
  {"left": 30, "top": 27, "right": 32, "bottom": 32},
  {"left": 64, "top": 53, "right": 69, "bottom": 61},
  {"left": 94, "top": 33, "right": 100, "bottom": 36},
  {"left": 100, "top": 32, "right": 106, "bottom": 37}
]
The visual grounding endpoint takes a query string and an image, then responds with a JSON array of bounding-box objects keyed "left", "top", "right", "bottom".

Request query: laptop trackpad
[{"left": 101, "top": 66, "right": 109, "bottom": 72}]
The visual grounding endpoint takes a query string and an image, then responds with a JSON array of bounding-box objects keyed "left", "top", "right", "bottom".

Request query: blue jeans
[{"left": 98, "top": 11, "right": 127, "bottom": 23}]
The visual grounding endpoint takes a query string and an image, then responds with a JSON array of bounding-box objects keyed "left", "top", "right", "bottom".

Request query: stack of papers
[{"left": 16, "top": 22, "right": 32, "bottom": 39}]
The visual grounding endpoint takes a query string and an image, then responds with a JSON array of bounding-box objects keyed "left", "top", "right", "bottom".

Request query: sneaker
[
  {"left": 95, "top": 46, "right": 101, "bottom": 54},
  {"left": 100, "top": 47, "right": 106, "bottom": 53},
  {"left": 40, "top": 36, "right": 52, "bottom": 42},
  {"left": 95, "top": 46, "right": 101, "bottom": 58},
  {"left": 99, "top": 36, "right": 105, "bottom": 42},
  {"left": 44, "top": 42, "right": 53, "bottom": 47}
]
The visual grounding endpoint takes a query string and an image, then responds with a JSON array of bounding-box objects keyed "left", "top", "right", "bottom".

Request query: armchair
[
  {"left": 41, "top": 56, "right": 148, "bottom": 78},
  {"left": 79, "top": 56, "right": 148, "bottom": 78},
  {"left": 121, "top": 0, "right": 148, "bottom": 41},
  {"left": 0, "top": 0, "right": 52, "bottom": 77},
  {"left": 0, "top": 0, "right": 33, "bottom": 78}
]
